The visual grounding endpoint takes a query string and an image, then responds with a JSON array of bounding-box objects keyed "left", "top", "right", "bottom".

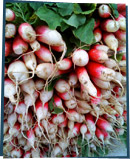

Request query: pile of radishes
[{"left": 3, "top": 4, "right": 127, "bottom": 158}]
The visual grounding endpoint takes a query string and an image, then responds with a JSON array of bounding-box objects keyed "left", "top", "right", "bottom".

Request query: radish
[
  {"left": 80, "top": 124, "right": 87, "bottom": 141},
  {"left": 64, "top": 99, "right": 77, "bottom": 109},
  {"left": 53, "top": 95, "right": 64, "bottom": 109},
  {"left": 7, "top": 60, "right": 29, "bottom": 84},
  {"left": 72, "top": 49, "right": 89, "bottom": 66},
  {"left": 76, "top": 106, "right": 90, "bottom": 114},
  {"left": 35, "top": 78, "right": 44, "bottom": 91},
  {"left": 57, "top": 90, "right": 73, "bottom": 101},
  {"left": 91, "top": 44, "right": 109, "bottom": 53},
  {"left": 35, "top": 44, "right": 53, "bottom": 63},
  {"left": 117, "top": 4, "right": 126, "bottom": 12},
  {"left": 36, "top": 99, "right": 48, "bottom": 121},
  {"left": 88, "top": 49, "right": 108, "bottom": 63},
  {"left": 21, "top": 79, "right": 35, "bottom": 96},
  {"left": 68, "top": 123, "right": 81, "bottom": 138},
  {"left": 18, "top": 23, "right": 36, "bottom": 43},
  {"left": 13, "top": 35, "right": 28, "bottom": 55},
  {"left": 52, "top": 114, "right": 65, "bottom": 125},
  {"left": 104, "top": 58, "right": 119, "bottom": 70},
  {"left": 94, "top": 19, "right": 100, "bottom": 29},
  {"left": 115, "top": 30, "right": 126, "bottom": 42},
  {"left": 59, "top": 117, "right": 68, "bottom": 128},
  {"left": 9, "top": 122, "right": 20, "bottom": 137},
  {"left": 4, "top": 78, "right": 16, "bottom": 104},
  {"left": 77, "top": 100, "right": 91, "bottom": 110},
  {"left": 23, "top": 151, "right": 31, "bottom": 158},
  {"left": 68, "top": 72, "right": 78, "bottom": 87},
  {"left": 35, "top": 25, "right": 67, "bottom": 60},
  {"left": 95, "top": 127, "right": 104, "bottom": 143},
  {"left": 116, "top": 14, "right": 126, "bottom": 31},
  {"left": 103, "top": 32, "right": 118, "bottom": 60},
  {"left": 6, "top": 8, "right": 15, "bottom": 21},
  {"left": 58, "top": 139, "right": 69, "bottom": 151},
  {"left": 57, "top": 58, "right": 72, "bottom": 70},
  {"left": 76, "top": 66, "right": 97, "bottom": 97},
  {"left": 51, "top": 144, "right": 62, "bottom": 157},
  {"left": 4, "top": 120, "right": 9, "bottom": 134},
  {"left": 26, "top": 129, "right": 35, "bottom": 148},
  {"left": 91, "top": 76, "right": 110, "bottom": 89},
  {"left": 40, "top": 89, "right": 53, "bottom": 106},
  {"left": 66, "top": 109, "right": 85, "bottom": 123},
  {"left": 55, "top": 79, "right": 70, "bottom": 93},
  {"left": 115, "top": 128, "right": 124, "bottom": 135},
  {"left": 101, "top": 19, "right": 120, "bottom": 32},
  {"left": 5, "top": 23, "right": 16, "bottom": 38},
  {"left": 86, "top": 61, "right": 116, "bottom": 82},
  {"left": 30, "top": 40, "right": 40, "bottom": 51},
  {"left": 5, "top": 40, "right": 12, "bottom": 57},
  {"left": 11, "top": 148, "right": 23, "bottom": 158},
  {"left": 98, "top": 4, "right": 111, "bottom": 18},
  {"left": 93, "top": 28, "right": 102, "bottom": 42},
  {"left": 119, "top": 10, "right": 126, "bottom": 17},
  {"left": 18, "top": 137, "right": 27, "bottom": 146},
  {"left": 7, "top": 112, "right": 17, "bottom": 128},
  {"left": 96, "top": 117, "right": 114, "bottom": 132},
  {"left": 51, "top": 45, "right": 64, "bottom": 52},
  {"left": 85, "top": 113, "right": 96, "bottom": 134},
  {"left": 14, "top": 101, "right": 26, "bottom": 116},
  {"left": 36, "top": 63, "right": 54, "bottom": 80},
  {"left": 31, "top": 148, "right": 40, "bottom": 158}
]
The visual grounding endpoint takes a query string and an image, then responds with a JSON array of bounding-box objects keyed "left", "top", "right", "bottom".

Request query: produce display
[{"left": 3, "top": 2, "right": 127, "bottom": 158}]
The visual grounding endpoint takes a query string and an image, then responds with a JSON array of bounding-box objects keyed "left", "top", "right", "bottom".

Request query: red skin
[
  {"left": 88, "top": 49, "right": 105, "bottom": 62},
  {"left": 4, "top": 78, "right": 15, "bottom": 85},
  {"left": 73, "top": 123, "right": 81, "bottom": 135},
  {"left": 117, "top": 4, "right": 126, "bottom": 12},
  {"left": 100, "top": 129, "right": 109, "bottom": 139},
  {"left": 116, "top": 13, "right": 125, "bottom": 21},
  {"left": 18, "top": 23, "right": 35, "bottom": 43},
  {"left": 35, "top": 25, "right": 49, "bottom": 43},
  {"left": 114, "top": 30, "right": 126, "bottom": 41},
  {"left": 85, "top": 113, "right": 95, "bottom": 123},
  {"left": 96, "top": 117, "right": 112, "bottom": 131},
  {"left": 14, "top": 122, "right": 21, "bottom": 131},
  {"left": 103, "top": 32, "right": 115, "bottom": 42},
  {"left": 51, "top": 45, "right": 64, "bottom": 52},
  {"left": 119, "top": 10, "right": 126, "bottom": 17},
  {"left": 101, "top": 19, "right": 112, "bottom": 31},
  {"left": 35, "top": 99, "right": 43, "bottom": 111},
  {"left": 86, "top": 61, "right": 106, "bottom": 79},
  {"left": 95, "top": 127, "right": 104, "bottom": 141},
  {"left": 91, "top": 85, "right": 101, "bottom": 105},
  {"left": 23, "top": 151, "right": 31, "bottom": 158},
  {"left": 26, "top": 129, "right": 35, "bottom": 138},
  {"left": 34, "top": 44, "right": 52, "bottom": 62},
  {"left": 123, "top": 110, "right": 127, "bottom": 122},
  {"left": 13, "top": 35, "right": 28, "bottom": 54},
  {"left": 94, "top": 19, "right": 100, "bottom": 29},
  {"left": 5, "top": 40, "right": 12, "bottom": 57}
]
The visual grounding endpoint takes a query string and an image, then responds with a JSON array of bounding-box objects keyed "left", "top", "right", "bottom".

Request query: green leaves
[
  {"left": 36, "top": 5, "right": 62, "bottom": 29},
  {"left": 48, "top": 97, "right": 63, "bottom": 114},
  {"left": 29, "top": 3, "right": 43, "bottom": 10},
  {"left": 73, "top": 18, "right": 95, "bottom": 44},
  {"left": 109, "top": 4, "right": 119, "bottom": 18},
  {"left": 63, "top": 14, "right": 86, "bottom": 28},
  {"left": 56, "top": 3, "right": 73, "bottom": 16}
]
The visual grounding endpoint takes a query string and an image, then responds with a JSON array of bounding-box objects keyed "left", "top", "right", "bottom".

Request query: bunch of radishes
[{"left": 3, "top": 4, "right": 127, "bottom": 158}]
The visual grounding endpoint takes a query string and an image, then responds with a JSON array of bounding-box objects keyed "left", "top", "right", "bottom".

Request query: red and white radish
[
  {"left": 6, "top": 8, "right": 15, "bottom": 21},
  {"left": 93, "top": 28, "right": 102, "bottom": 42},
  {"left": 98, "top": 4, "right": 111, "bottom": 18},
  {"left": 72, "top": 49, "right": 89, "bottom": 66},
  {"left": 13, "top": 35, "right": 28, "bottom": 55},
  {"left": 5, "top": 23, "right": 16, "bottom": 38},
  {"left": 18, "top": 23, "right": 36, "bottom": 43}
]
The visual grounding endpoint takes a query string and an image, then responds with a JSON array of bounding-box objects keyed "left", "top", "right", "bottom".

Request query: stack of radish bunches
[{"left": 3, "top": 4, "right": 127, "bottom": 158}]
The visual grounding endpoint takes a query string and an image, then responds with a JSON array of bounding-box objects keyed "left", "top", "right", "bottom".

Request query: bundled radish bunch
[{"left": 3, "top": 3, "right": 127, "bottom": 158}]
